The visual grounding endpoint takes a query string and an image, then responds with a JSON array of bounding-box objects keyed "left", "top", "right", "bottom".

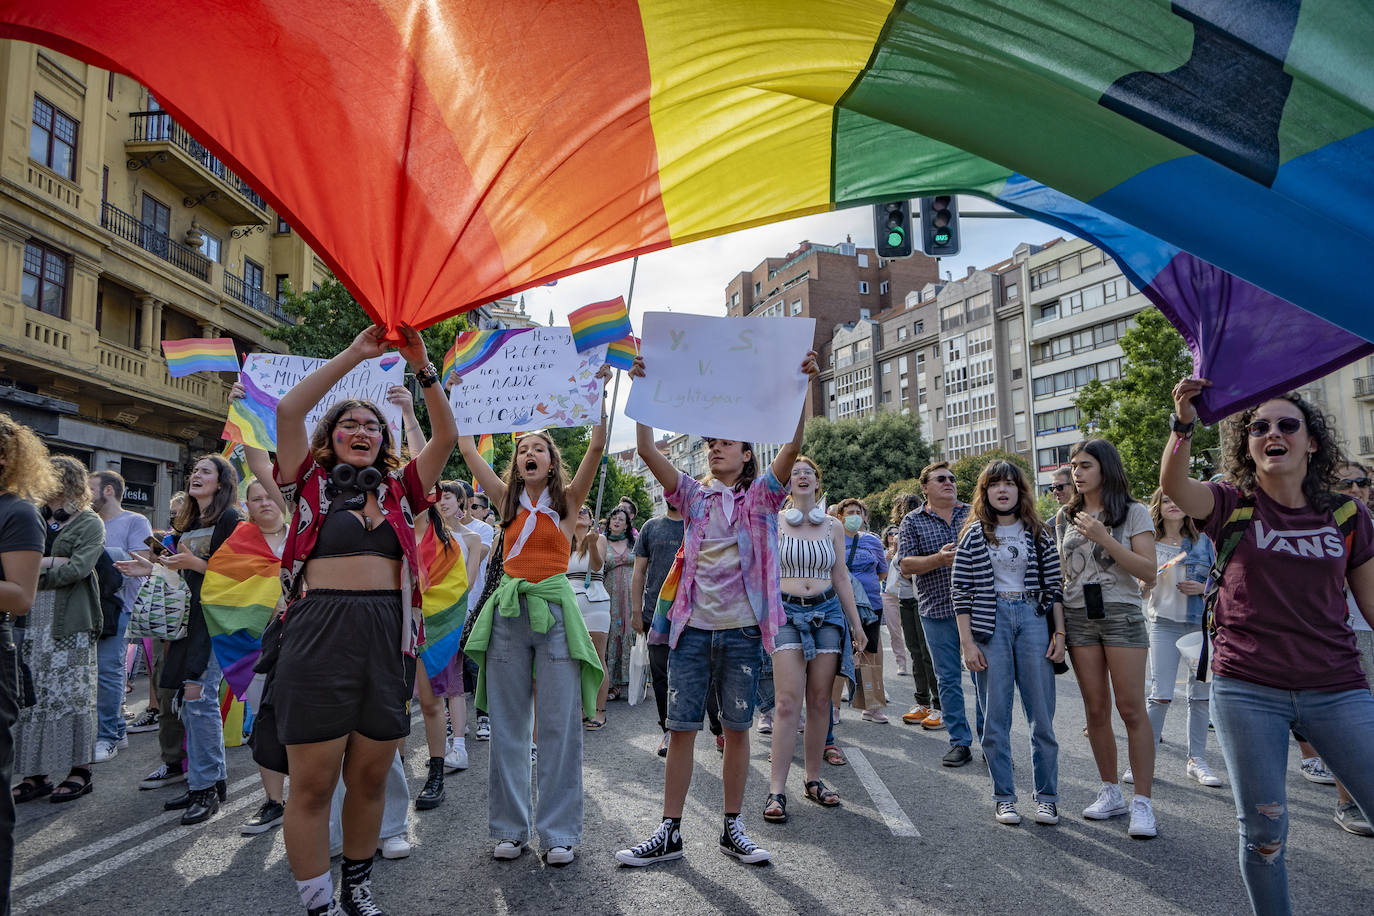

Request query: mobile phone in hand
[{"left": 143, "top": 535, "right": 172, "bottom": 558}]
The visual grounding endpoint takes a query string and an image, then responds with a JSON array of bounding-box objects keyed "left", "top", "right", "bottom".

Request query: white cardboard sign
[
  {"left": 446, "top": 327, "right": 606, "bottom": 434},
  {"left": 238, "top": 352, "right": 406, "bottom": 446},
  {"left": 625, "top": 312, "right": 816, "bottom": 442}
]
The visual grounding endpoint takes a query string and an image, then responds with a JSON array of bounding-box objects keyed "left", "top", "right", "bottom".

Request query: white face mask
[{"left": 785, "top": 506, "right": 829, "bottom": 526}]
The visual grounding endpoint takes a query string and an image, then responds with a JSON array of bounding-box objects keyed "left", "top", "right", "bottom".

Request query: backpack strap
[{"left": 1196, "top": 495, "right": 1257, "bottom": 682}]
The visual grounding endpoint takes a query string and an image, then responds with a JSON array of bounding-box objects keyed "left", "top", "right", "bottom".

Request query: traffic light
[
  {"left": 872, "top": 200, "right": 913, "bottom": 258},
  {"left": 918, "top": 195, "right": 960, "bottom": 257}
]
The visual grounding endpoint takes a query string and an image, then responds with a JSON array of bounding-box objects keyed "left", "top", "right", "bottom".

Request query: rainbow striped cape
[
  {"left": 416, "top": 525, "right": 470, "bottom": 678},
  {"left": 200, "top": 521, "right": 282, "bottom": 700}
]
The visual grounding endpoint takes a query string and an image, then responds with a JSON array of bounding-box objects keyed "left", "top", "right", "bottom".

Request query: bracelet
[{"left": 414, "top": 363, "right": 440, "bottom": 388}]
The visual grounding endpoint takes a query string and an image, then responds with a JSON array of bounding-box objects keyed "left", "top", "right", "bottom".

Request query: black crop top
[{"left": 312, "top": 508, "right": 403, "bottom": 560}]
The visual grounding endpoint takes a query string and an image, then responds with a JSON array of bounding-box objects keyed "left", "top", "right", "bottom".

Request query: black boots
[{"left": 414, "top": 757, "right": 445, "bottom": 810}]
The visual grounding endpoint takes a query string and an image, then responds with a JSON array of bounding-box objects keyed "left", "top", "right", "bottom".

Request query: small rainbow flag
[
  {"left": 567, "top": 297, "right": 632, "bottom": 352},
  {"left": 477, "top": 433, "right": 494, "bottom": 467},
  {"left": 444, "top": 328, "right": 533, "bottom": 384},
  {"left": 162, "top": 338, "right": 240, "bottom": 377},
  {"left": 605, "top": 334, "right": 640, "bottom": 371}
]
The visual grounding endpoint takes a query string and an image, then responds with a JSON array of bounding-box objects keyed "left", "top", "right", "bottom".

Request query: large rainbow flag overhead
[
  {"left": 200, "top": 522, "right": 282, "bottom": 700},
  {"left": 7, "top": 2, "right": 1372, "bottom": 420}
]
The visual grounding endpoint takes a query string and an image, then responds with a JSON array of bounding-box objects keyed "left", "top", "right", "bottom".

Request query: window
[
  {"left": 859, "top": 281, "right": 870, "bottom": 294},
  {"left": 275, "top": 274, "right": 290, "bottom": 301},
  {"left": 22, "top": 242, "right": 69, "bottom": 318},
  {"left": 200, "top": 231, "right": 222, "bottom": 263},
  {"left": 859, "top": 308, "right": 870, "bottom": 320},
  {"left": 897, "top": 326, "right": 908, "bottom": 340},
  {"left": 1035, "top": 301, "right": 1058, "bottom": 322},
  {"left": 275, "top": 215, "right": 291, "bottom": 234},
  {"left": 1005, "top": 281, "right": 1018, "bottom": 300},
  {"left": 141, "top": 194, "right": 170, "bottom": 257},
  {"left": 914, "top": 320, "right": 923, "bottom": 334},
  {"left": 858, "top": 253, "right": 869, "bottom": 268},
  {"left": 1081, "top": 247, "right": 1103, "bottom": 266},
  {"left": 898, "top": 356, "right": 908, "bottom": 375},
  {"left": 882, "top": 361, "right": 891, "bottom": 375},
  {"left": 244, "top": 258, "right": 265, "bottom": 290},
  {"left": 1059, "top": 254, "right": 1081, "bottom": 279},
  {"left": 883, "top": 390, "right": 892, "bottom": 403},
  {"left": 30, "top": 96, "right": 78, "bottom": 180},
  {"left": 880, "top": 280, "right": 890, "bottom": 295},
  {"left": 730, "top": 291, "right": 740, "bottom": 307},
  {"left": 753, "top": 281, "right": 761, "bottom": 296},
  {"left": 1031, "top": 264, "right": 1059, "bottom": 290},
  {"left": 790, "top": 300, "right": 802, "bottom": 315}
]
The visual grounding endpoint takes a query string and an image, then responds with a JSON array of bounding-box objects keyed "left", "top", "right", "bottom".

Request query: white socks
[{"left": 296, "top": 872, "right": 333, "bottom": 911}]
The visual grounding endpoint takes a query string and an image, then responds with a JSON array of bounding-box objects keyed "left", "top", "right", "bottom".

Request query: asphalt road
[{"left": 12, "top": 647, "right": 1373, "bottom": 915}]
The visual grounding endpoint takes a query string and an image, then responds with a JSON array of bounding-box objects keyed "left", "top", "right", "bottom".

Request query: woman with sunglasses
[
  {"left": 1057, "top": 439, "right": 1157, "bottom": 837},
  {"left": 1164, "top": 380, "right": 1374, "bottom": 916}
]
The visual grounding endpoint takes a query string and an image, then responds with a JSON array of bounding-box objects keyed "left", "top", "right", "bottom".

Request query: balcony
[
  {"left": 224, "top": 271, "right": 295, "bottom": 324},
  {"left": 1361, "top": 435, "right": 1374, "bottom": 456},
  {"left": 1355, "top": 376, "right": 1374, "bottom": 399},
  {"left": 126, "top": 112, "right": 268, "bottom": 226},
  {"left": 101, "top": 202, "right": 210, "bottom": 283}
]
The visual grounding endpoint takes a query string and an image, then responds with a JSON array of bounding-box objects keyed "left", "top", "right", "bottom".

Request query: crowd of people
[{"left": 1, "top": 332, "right": 1372, "bottom": 916}]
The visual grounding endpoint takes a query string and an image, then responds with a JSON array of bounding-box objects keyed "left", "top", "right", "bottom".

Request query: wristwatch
[
  {"left": 1170, "top": 412, "right": 1197, "bottom": 438},
  {"left": 414, "top": 363, "right": 440, "bottom": 388}
]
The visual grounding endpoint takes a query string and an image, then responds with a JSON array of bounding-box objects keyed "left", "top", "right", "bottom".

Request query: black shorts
[{"left": 274, "top": 589, "right": 416, "bottom": 744}]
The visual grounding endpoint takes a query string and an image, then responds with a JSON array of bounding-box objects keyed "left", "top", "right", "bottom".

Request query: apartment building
[
  {"left": 0, "top": 42, "right": 343, "bottom": 522},
  {"left": 877, "top": 282, "right": 942, "bottom": 435},
  {"left": 825, "top": 318, "right": 881, "bottom": 421},
  {"left": 1023, "top": 238, "right": 1150, "bottom": 486}
]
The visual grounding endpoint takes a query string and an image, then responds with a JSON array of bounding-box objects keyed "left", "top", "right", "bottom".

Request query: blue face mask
[{"left": 844, "top": 514, "right": 863, "bottom": 533}]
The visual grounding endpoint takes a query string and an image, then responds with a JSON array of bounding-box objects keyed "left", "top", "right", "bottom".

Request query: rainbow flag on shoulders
[
  {"left": 416, "top": 525, "right": 470, "bottom": 678},
  {"left": 568, "top": 297, "right": 632, "bottom": 352},
  {"left": 162, "top": 338, "right": 240, "bottom": 377},
  {"left": 200, "top": 521, "right": 282, "bottom": 700}
]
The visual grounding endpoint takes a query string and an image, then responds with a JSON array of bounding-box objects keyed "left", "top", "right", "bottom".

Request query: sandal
[
  {"left": 584, "top": 716, "right": 607, "bottom": 730},
  {"left": 607, "top": 687, "right": 621, "bottom": 702},
  {"left": 51, "top": 767, "right": 93, "bottom": 803},
  {"left": 12, "top": 778, "right": 52, "bottom": 804},
  {"left": 763, "top": 793, "right": 788, "bottom": 823},
  {"left": 805, "top": 779, "right": 840, "bottom": 807},
  {"left": 823, "top": 745, "right": 847, "bottom": 766}
]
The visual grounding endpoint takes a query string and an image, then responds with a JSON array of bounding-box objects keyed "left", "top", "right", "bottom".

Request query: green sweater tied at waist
[{"left": 464, "top": 572, "right": 603, "bottom": 720}]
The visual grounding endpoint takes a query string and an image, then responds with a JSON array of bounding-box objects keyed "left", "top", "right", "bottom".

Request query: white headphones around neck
[{"left": 784, "top": 505, "right": 829, "bottom": 526}]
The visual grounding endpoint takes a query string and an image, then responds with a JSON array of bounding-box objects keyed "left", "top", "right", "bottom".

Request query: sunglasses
[
  {"left": 1341, "top": 477, "right": 1372, "bottom": 489},
  {"left": 1047, "top": 483, "right": 1069, "bottom": 492},
  {"left": 927, "top": 474, "right": 956, "bottom": 484},
  {"left": 1246, "top": 417, "right": 1303, "bottom": 437}
]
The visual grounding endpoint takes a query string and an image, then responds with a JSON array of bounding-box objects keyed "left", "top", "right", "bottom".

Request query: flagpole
[{"left": 591, "top": 256, "right": 638, "bottom": 525}]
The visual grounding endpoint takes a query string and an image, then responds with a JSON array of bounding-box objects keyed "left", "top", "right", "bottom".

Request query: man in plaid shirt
[{"left": 897, "top": 462, "right": 974, "bottom": 767}]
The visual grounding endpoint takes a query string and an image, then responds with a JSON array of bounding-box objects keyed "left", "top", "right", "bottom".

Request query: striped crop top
[
  {"left": 502, "top": 508, "right": 571, "bottom": 583},
  {"left": 779, "top": 530, "right": 836, "bottom": 580}
]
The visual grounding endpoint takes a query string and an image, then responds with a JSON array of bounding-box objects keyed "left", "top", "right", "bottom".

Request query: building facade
[{"left": 2, "top": 42, "right": 327, "bottom": 525}]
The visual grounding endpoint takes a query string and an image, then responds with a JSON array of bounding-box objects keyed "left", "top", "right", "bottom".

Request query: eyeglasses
[
  {"left": 1047, "top": 483, "right": 1069, "bottom": 492},
  {"left": 1246, "top": 417, "right": 1303, "bottom": 437},
  {"left": 927, "top": 474, "right": 956, "bottom": 484},
  {"left": 337, "top": 420, "right": 383, "bottom": 435},
  {"left": 1341, "top": 477, "right": 1372, "bottom": 489}
]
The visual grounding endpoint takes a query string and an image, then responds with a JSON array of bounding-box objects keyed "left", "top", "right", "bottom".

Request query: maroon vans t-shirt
[{"left": 1202, "top": 481, "right": 1374, "bottom": 692}]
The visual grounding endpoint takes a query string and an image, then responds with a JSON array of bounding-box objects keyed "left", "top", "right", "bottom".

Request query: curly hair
[
  {"left": 308, "top": 399, "right": 402, "bottom": 474},
  {"left": 1222, "top": 394, "right": 1343, "bottom": 513},
  {"left": 48, "top": 454, "right": 92, "bottom": 512},
  {"left": 0, "top": 412, "right": 56, "bottom": 501},
  {"left": 961, "top": 459, "right": 1045, "bottom": 544},
  {"left": 607, "top": 504, "right": 636, "bottom": 548},
  {"left": 499, "top": 431, "right": 570, "bottom": 529}
]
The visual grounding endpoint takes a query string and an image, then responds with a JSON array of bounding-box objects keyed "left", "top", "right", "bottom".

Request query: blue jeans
[
  {"left": 920, "top": 615, "right": 971, "bottom": 747},
  {"left": 1147, "top": 617, "right": 1211, "bottom": 761},
  {"left": 330, "top": 749, "right": 409, "bottom": 854},
  {"left": 667, "top": 626, "right": 762, "bottom": 732},
  {"left": 971, "top": 598, "right": 1058, "bottom": 803},
  {"left": 181, "top": 653, "right": 226, "bottom": 792},
  {"left": 95, "top": 609, "right": 132, "bottom": 744},
  {"left": 1211, "top": 675, "right": 1374, "bottom": 916}
]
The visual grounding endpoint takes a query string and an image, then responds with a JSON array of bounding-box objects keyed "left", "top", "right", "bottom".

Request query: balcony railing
[
  {"left": 128, "top": 112, "right": 267, "bottom": 212},
  {"left": 101, "top": 202, "right": 210, "bottom": 282},
  {"left": 1355, "top": 376, "right": 1374, "bottom": 398},
  {"left": 224, "top": 271, "right": 294, "bottom": 324},
  {"left": 1361, "top": 435, "right": 1374, "bottom": 456}
]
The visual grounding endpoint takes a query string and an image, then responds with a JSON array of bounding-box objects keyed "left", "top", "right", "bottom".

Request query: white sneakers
[
  {"left": 444, "top": 737, "right": 468, "bottom": 773},
  {"left": 474, "top": 716, "right": 492, "bottom": 741},
  {"left": 1187, "top": 758, "right": 1223, "bottom": 787},
  {"left": 380, "top": 835, "right": 411, "bottom": 859},
  {"left": 1128, "top": 798, "right": 1157, "bottom": 839},
  {"left": 493, "top": 841, "right": 525, "bottom": 860},
  {"left": 1121, "top": 767, "right": 1134, "bottom": 784},
  {"left": 1300, "top": 756, "right": 1335, "bottom": 785},
  {"left": 92, "top": 736, "right": 128, "bottom": 763},
  {"left": 1083, "top": 783, "right": 1129, "bottom": 820},
  {"left": 545, "top": 846, "right": 574, "bottom": 866},
  {"left": 1034, "top": 802, "right": 1060, "bottom": 825}
]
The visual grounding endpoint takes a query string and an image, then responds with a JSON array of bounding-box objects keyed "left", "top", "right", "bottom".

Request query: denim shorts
[
  {"left": 774, "top": 593, "right": 846, "bottom": 660},
  {"left": 1064, "top": 601, "right": 1148, "bottom": 649},
  {"left": 665, "top": 625, "right": 763, "bottom": 732}
]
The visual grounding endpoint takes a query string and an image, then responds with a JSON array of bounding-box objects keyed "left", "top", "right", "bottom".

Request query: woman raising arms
[{"left": 270, "top": 324, "right": 457, "bottom": 916}]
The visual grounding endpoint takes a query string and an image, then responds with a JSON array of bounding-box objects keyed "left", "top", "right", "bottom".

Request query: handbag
[
  {"left": 459, "top": 525, "right": 505, "bottom": 654},
  {"left": 626, "top": 633, "right": 650, "bottom": 706},
  {"left": 127, "top": 565, "right": 191, "bottom": 641},
  {"left": 1034, "top": 533, "right": 1070, "bottom": 676}
]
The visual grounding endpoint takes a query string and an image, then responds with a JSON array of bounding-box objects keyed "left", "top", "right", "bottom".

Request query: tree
[
  {"left": 1074, "top": 308, "right": 1218, "bottom": 498},
  {"left": 950, "top": 449, "right": 1033, "bottom": 504},
  {"left": 801, "top": 411, "right": 932, "bottom": 503},
  {"left": 863, "top": 476, "right": 922, "bottom": 530}
]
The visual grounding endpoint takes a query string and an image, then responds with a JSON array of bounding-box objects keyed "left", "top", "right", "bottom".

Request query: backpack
[
  {"left": 95, "top": 548, "right": 125, "bottom": 639},
  {"left": 1196, "top": 495, "right": 1361, "bottom": 682}
]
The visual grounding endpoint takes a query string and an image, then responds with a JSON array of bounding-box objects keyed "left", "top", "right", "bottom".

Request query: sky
[{"left": 516, "top": 197, "right": 1069, "bottom": 452}]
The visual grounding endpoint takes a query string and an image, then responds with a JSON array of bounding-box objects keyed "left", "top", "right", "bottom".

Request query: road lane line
[
  {"left": 12, "top": 789, "right": 265, "bottom": 914},
  {"left": 12, "top": 774, "right": 260, "bottom": 889},
  {"left": 846, "top": 747, "right": 920, "bottom": 838}
]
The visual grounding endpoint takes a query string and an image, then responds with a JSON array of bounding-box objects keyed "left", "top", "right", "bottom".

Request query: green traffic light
[
  {"left": 887, "top": 228, "right": 905, "bottom": 247},
  {"left": 934, "top": 228, "right": 951, "bottom": 246}
]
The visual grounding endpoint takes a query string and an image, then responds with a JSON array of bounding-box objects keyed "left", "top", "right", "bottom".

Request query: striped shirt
[{"left": 951, "top": 522, "right": 1063, "bottom": 641}]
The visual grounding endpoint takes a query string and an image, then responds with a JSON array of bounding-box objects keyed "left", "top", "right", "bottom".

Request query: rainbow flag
[
  {"left": 200, "top": 521, "right": 282, "bottom": 700},
  {"left": 568, "top": 298, "right": 632, "bottom": 353},
  {"left": 444, "top": 328, "right": 533, "bottom": 383},
  {"left": 605, "top": 334, "right": 640, "bottom": 371},
  {"left": 161, "top": 338, "right": 239, "bottom": 377},
  {"left": 477, "top": 433, "right": 495, "bottom": 467},
  {"left": 646, "top": 545, "right": 683, "bottom": 646},
  {"left": 416, "top": 526, "right": 470, "bottom": 679},
  {"left": 441, "top": 335, "right": 459, "bottom": 387},
  {"left": 219, "top": 681, "right": 246, "bottom": 748}
]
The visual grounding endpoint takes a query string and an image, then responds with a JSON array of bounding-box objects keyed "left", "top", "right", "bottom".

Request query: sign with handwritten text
[
  {"left": 625, "top": 312, "right": 815, "bottom": 441},
  {"left": 447, "top": 328, "right": 606, "bottom": 434},
  {"left": 223, "top": 353, "right": 405, "bottom": 450}
]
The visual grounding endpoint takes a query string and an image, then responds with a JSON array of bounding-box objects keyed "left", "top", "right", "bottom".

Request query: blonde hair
[
  {"left": 49, "top": 454, "right": 92, "bottom": 512},
  {"left": 0, "top": 412, "right": 56, "bottom": 501}
]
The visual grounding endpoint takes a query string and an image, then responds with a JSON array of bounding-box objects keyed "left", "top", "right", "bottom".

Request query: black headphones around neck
[
  {"left": 330, "top": 463, "right": 383, "bottom": 493},
  {"left": 40, "top": 506, "right": 71, "bottom": 523}
]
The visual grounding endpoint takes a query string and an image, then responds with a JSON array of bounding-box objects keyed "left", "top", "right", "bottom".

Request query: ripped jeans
[{"left": 1211, "top": 675, "right": 1374, "bottom": 916}]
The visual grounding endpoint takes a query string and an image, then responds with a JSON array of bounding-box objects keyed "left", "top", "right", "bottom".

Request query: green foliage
[
  {"left": 801, "top": 411, "right": 932, "bottom": 504},
  {"left": 863, "top": 477, "right": 922, "bottom": 530},
  {"left": 1036, "top": 491, "right": 1062, "bottom": 526},
  {"left": 950, "top": 449, "right": 1034, "bottom": 504},
  {"left": 1074, "top": 308, "right": 1218, "bottom": 498}
]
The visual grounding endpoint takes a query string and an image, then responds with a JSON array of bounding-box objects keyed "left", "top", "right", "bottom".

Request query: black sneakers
[
  {"left": 719, "top": 815, "right": 770, "bottom": 864},
  {"left": 340, "top": 878, "right": 385, "bottom": 916},
  {"left": 615, "top": 818, "right": 684, "bottom": 866},
  {"left": 180, "top": 787, "right": 220, "bottom": 825},
  {"left": 415, "top": 757, "right": 445, "bottom": 810},
  {"left": 241, "top": 798, "right": 285, "bottom": 835}
]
